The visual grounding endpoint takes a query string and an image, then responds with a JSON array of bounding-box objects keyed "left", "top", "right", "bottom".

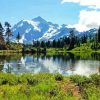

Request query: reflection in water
[
  {"left": 73, "top": 60, "right": 100, "bottom": 76},
  {"left": 0, "top": 53, "right": 100, "bottom": 76}
]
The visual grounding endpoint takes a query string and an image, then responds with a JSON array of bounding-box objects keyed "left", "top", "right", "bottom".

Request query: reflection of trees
[
  {"left": 91, "top": 53, "right": 100, "bottom": 61},
  {"left": 55, "top": 55, "right": 61, "bottom": 62},
  {"left": 6, "top": 64, "right": 12, "bottom": 73},
  {"left": 36, "top": 55, "right": 40, "bottom": 62},
  {"left": 3, "top": 64, "right": 12, "bottom": 73},
  {"left": 71, "top": 52, "right": 100, "bottom": 60},
  {"left": 68, "top": 53, "right": 75, "bottom": 60},
  {"left": 52, "top": 55, "right": 56, "bottom": 62},
  {"left": 0, "top": 64, "right": 3, "bottom": 71},
  {"left": 40, "top": 55, "right": 46, "bottom": 60},
  {"left": 16, "top": 64, "right": 21, "bottom": 71},
  {"left": 46, "top": 55, "right": 51, "bottom": 60},
  {"left": 0, "top": 56, "right": 7, "bottom": 64},
  {"left": 68, "top": 53, "right": 76, "bottom": 73},
  {"left": 0, "top": 54, "right": 22, "bottom": 62},
  {"left": 0, "top": 54, "right": 22, "bottom": 73}
]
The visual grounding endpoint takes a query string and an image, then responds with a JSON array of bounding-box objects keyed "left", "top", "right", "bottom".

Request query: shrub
[
  {"left": 49, "top": 89, "right": 57, "bottom": 96},
  {"left": 55, "top": 73, "right": 63, "bottom": 81},
  {"left": 70, "top": 74, "right": 100, "bottom": 100},
  {"left": 70, "top": 75, "right": 91, "bottom": 86},
  {"left": 17, "top": 76, "right": 27, "bottom": 84},
  {"left": 0, "top": 73, "right": 18, "bottom": 85},
  {"left": 19, "top": 74, "right": 39, "bottom": 85},
  {"left": 27, "top": 77, "right": 38, "bottom": 85},
  {"left": 90, "top": 74, "right": 100, "bottom": 86}
]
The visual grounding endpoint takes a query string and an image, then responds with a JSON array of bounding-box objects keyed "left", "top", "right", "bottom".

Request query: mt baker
[{"left": 12, "top": 16, "right": 97, "bottom": 44}]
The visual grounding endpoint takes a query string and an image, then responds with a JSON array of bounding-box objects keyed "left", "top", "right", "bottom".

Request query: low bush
[
  {"left": 70, "top": 74, "right": 100, "bottom": 100},
  {"left": 90, "top": 74, "right": 100, "bottom": 86},
  {"left": 54, "top": 73, "right": 63, "bottom": 81},
  {"left": 27, "top": 77, "right": 38, "bottom": 85},
  {"left": 70, "top": 75, "right": 91, "bottom": 86}
]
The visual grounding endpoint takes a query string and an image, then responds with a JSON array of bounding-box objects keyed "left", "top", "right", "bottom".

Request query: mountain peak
[
  {"left": 12, "top": 17, "right": 98, "bottom": 44},
  {"left": 33, "top": 16, "right": 47, "bottom": 23}
]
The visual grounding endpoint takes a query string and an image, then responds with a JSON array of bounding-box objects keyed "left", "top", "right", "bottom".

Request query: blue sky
[
  {"left": 0, "top": 0, "right": 100, "bottom": 31},
  {"left": 0, "top": 0, "right": 85, "bottom": 25}
]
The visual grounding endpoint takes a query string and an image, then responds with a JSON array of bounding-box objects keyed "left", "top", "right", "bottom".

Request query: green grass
[
  {"left": 0, "top": 73, "right": 80, "bottom": 100},
  {"left": 71, "top": 43, "right": 93, "bottom": 52},
  {"left": 0, "top": 43, "right": 23, "bottom": 53},
  {"left": 0, "top": 43, "right": 99, "bottom": 55},
  {"left": 70, "top": 74, "right": 100, "bottom": 100},
  {"left": 0, "top": 50, "right": 22, "bottom": 54},
  {"left": 0, "top": 73, "right": 99, "bottom": 100}
]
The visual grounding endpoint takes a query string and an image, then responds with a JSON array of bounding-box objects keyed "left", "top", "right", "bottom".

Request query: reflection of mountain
[
  {"left": 1, "top": 55, "right": 100, "bottom": 76},
  {"left": 73, "top": 60, "right": 100, "bottom": 76}
]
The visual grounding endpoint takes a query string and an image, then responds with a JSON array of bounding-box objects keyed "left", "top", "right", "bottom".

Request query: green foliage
[
  {"left": 84, "top": 84, "right": 100, "bottom": 100},
  {"left": 70, "top": 74, "right": 100, "bottom": 100},
  {"left": 16, "top": 32, "right": 21, "bottom": 43},
  {"left": 55, "top": 73, "right": 63, "bottom": 81},
  {"left": 5, "top": 22, "right": 12, "bottom": 44},
  {"left": 72, "top": 43, "right": 92, "bottom": 52},
  {"left": 97, "top": 27, "right": 100, "bottom": 43},
  {"left": 0, "top": 73, "right": 18, "bottom": 85},
  {"left": 9, "top": 43, "right": 23, "bottom": 51},
  {"left": 0, "top": 73, "right": 99, "bottom": 100},
  {"left": 0, "top": 73, "right": 79, "bottom": 100},
  {"left": 0, "top": 22, "right": 6, "bottom": 50},
  {"left": 70, "top": 75, "right": 91, "bottom": 86},
  {"left": 90, "top": 74, "right": 100, "bottom": 86}
]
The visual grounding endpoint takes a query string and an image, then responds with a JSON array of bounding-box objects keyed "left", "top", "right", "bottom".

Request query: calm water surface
[{"left": 0, "top": 53, "right": 100, "bottom": 76}]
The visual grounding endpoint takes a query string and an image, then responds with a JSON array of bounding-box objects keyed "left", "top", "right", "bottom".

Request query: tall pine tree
[
  {"left": 68, "top": 30, "right": 76, "bottom": 50},
  {"left": 0, "top": 22, "right": 5, "bottom": 49},
  {"left": 5, "top": 22, "right": 12, "bottom": 44},
  {"left": 97, "top": 26, "right": 100, "bottom": 43},
  {"left": 16, "top": 32, "right": 21, "bottom": 43}
]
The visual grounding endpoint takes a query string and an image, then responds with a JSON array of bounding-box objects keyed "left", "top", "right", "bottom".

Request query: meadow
[{"left": 0, "top": 73, "right": 99, "bottom": 100}]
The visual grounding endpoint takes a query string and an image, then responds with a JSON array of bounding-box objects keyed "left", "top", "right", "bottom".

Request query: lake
[{"left": 0, "top": 53, "right": 100, "bottom": 76}]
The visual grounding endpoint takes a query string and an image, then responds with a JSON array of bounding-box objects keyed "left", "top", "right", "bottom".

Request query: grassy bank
[
  {"left": 0, "top": 44, "right": 99, "bottom": 55},
  {"left": 0, "top": 73, "right": 99, "bottom": 100}
]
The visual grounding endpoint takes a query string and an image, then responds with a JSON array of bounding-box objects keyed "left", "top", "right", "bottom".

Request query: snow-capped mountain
[{"left": 12, "top": 16, "right": 97, "bottom": 44}]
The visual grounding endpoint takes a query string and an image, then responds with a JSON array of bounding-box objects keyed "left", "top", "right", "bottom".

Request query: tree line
[
  {"left": 32, "top": 27, "right": 100, "bottom": 50},
  {"left": 0, "top": 22, "right": 12, "bottom": 49},
  {"left": 0, "top": 21, "right": 100, "bottom": 51},
  {"left": 0, "top": 22, "right": 21, "bottom": 50}
]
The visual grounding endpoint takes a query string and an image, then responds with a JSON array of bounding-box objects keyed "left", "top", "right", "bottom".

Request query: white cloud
[
  {"left": 61, "top": 0, "right": 100, "bottom": 9},
  {"left": 61, "top": 0, "right": 100, "bottom": 31},
  {"left": 67, "top": 24, "right": 88, "bottom": 32},
  {"left": 68, "top": 10, "right": 100, "bottom": 32}
]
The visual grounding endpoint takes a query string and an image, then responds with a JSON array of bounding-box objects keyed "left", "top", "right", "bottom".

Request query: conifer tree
[
  {"left": 0, "top": 22, "right": 5, "bottom": 49},
  {"left": 97, "top": 26, "right": 100, "bottom": 43},
  {"left": 16, "top": 32, "right": 21, "bottom": 43},
  {"left": 5, "top": 22, "right": 12, "bottom": 44},
  {"left": 68, "top": 30, "right": 76, "bottom": 50}
]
